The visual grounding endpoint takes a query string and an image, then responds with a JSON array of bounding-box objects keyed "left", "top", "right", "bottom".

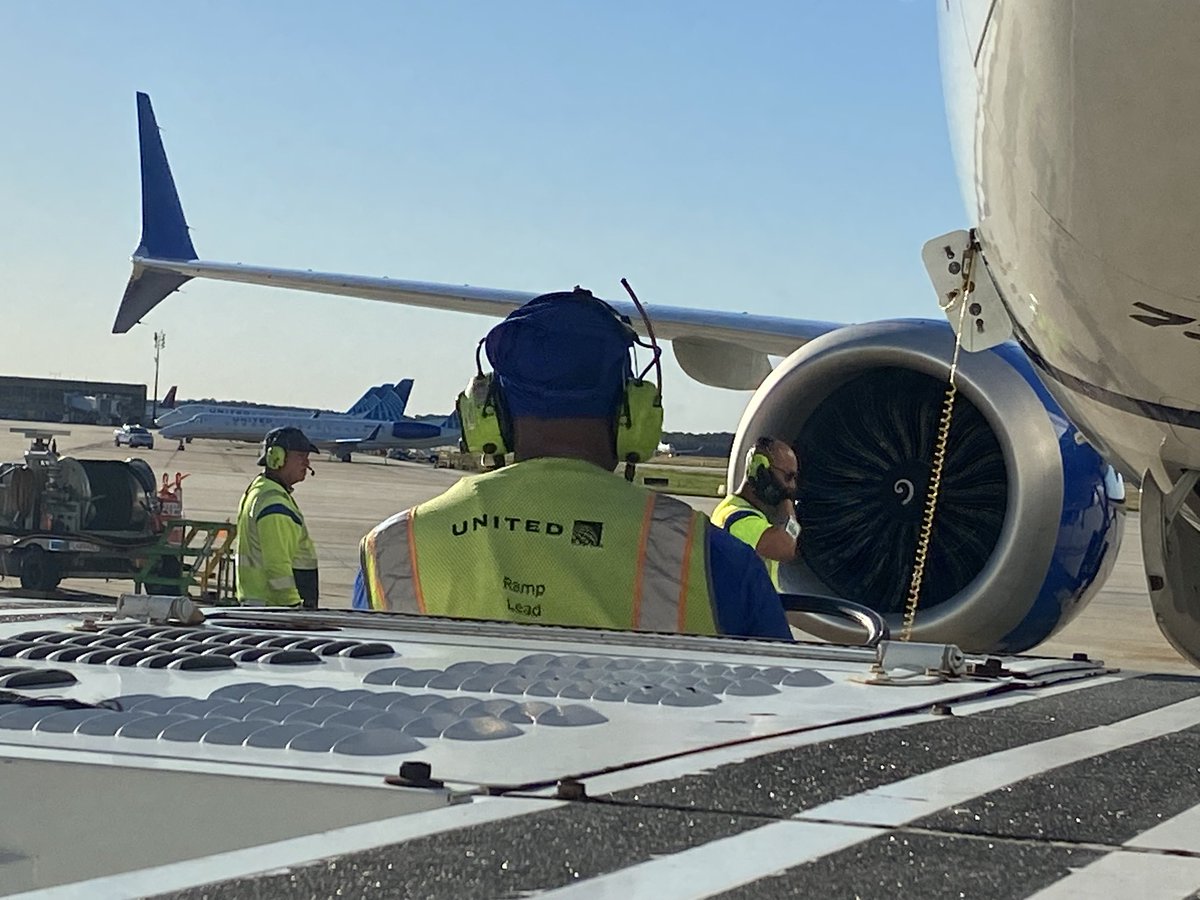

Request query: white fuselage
[
  {"left": 941, "top": 1, "right": 1200, "bottom": 490},
  {"left": 161, "top": 413, "right": 376, "bottom": 443},
  {"left": 157, "top": 404, "right": 326, "bottom": 428},
  {"left": 159, "top": 411, "right": 457, "bottom": 451}
]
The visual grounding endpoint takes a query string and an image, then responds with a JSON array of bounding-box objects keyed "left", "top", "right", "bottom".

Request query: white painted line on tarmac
[
  {"left": 1025, "top": 849, "right": 1200, "bottom": 900},
  {"left": 542, "top": 694, "right": 1200, "bottom": 899},
  {"left": 8, "top": 796, "right": 558, "bottom": 900}
]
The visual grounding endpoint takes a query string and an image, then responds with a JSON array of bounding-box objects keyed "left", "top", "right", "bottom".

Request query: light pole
[{"left": 152, "top": 331, "right": 166, "bottom": 424}]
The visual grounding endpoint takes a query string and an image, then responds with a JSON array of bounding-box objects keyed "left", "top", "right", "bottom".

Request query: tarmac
[{"left": 0, "top": 419, "right": 1190, "bottom": 675}]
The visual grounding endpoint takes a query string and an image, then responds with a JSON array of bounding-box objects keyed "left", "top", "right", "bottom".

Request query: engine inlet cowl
[{"left": 726, "top": 319, "right": 1123, "bottom": 653}]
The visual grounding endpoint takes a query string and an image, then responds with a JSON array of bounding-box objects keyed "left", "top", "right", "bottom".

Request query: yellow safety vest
[
  {"left": 235, "top": 474, "right": 318, "bottom": 607},
  {"left": 360, "top": 457, "right": 718, "bottom": 634},
  {"left": 711, "top": 494, "right": 778, "bottom": 588}
]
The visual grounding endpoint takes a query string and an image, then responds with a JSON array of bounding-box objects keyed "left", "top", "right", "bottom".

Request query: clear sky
[{"left": 0, "top": 1, "right": 965, "bottom": 432}]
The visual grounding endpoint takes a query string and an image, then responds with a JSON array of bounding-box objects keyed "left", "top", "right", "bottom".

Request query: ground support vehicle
[{"left": 0, "top": 431, "right": 195, "bottom": 593}]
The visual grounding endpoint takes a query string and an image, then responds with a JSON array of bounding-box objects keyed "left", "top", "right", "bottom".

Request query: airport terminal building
[{"left": 0, "top": 375, "right": 147, "bottom": 426}]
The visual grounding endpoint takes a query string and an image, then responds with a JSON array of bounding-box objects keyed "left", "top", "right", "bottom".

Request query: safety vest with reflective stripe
[
  {"left": 711, "top": 494, "right": 778, "bottom": 588},
  {"left": 360, "top": 457, "right": 719, "bottom": 634},
  {"left": 235, "top": 474, "right": 318, "bottom": 607}
]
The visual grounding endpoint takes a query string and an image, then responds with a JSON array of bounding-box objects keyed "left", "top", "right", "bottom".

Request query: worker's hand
[{"left": 774, "top": 497, "right": 796, "bottom": 521}]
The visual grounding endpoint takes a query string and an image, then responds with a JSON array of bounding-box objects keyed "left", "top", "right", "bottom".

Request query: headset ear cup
[
  {"left": 457, "top": 374, "right": 509, "bottom": 456},
  {"left": 265, "top": 445, "right": 286, "bottom": 470},
  {"left": 747, "top": 452, "right": 771, "bottom": 478},
  {"left": 616, "top": 379, "right": 663, "bottom": 464},
  {"left": 746, "top": 450, "right": 782, "bottom": 502},
  {"left": 747, "top": 454, "right": 786, "bottom": 506},
  {"left": 492, "top": 382, "right": 513, "bottom": 454}
]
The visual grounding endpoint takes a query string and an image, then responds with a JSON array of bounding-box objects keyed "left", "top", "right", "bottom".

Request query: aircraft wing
[
  {"left": 313, "top": 424, "right": 383, "bottom": 458},
  {"left": 119, "top": 258, "right": 838, "bottom": 388},
  {"left": 115, "top": 94, "right": 841, "bottom": 390}
]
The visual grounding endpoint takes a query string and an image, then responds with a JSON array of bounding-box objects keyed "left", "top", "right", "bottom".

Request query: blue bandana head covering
[{"left": 485, "top": 289, "right": 635, "bottom": 419}]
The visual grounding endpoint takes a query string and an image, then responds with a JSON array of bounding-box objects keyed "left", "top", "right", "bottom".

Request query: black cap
[{"left": 257, "top": 426, "right": 320, "bottom": 466}]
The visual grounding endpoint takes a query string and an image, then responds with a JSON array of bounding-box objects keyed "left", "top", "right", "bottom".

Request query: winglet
[
  {"left": 134, "top": 92, "right": 196, "bottom": 262},
  {"left": 112, "top": 93, "right": 198, "bottom": 334}
]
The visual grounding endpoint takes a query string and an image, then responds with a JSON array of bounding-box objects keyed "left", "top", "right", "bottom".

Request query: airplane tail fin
[
  {"left": 344, "top": 386, "right": 384, "bottom": 417},
  {"left": 113, "top": 92, "right": 198, "bottom": 334},
  {"left": 372, "top": 381, "right": 411, "bottom": 419},
  {"left": 442, "top": 409, "right": 462, "bottom": 431},
  {"left": 345, "top": 386, "right": 376, "bottom": 417},
  {"left": 346, "top": 382, "right": 415, "bottom": 420},
  {"left": 161, "top": 385, "right": 178, "bottom": 409},
  {"left": 392, "top": 378, "right": 414, "bottom": 415}
]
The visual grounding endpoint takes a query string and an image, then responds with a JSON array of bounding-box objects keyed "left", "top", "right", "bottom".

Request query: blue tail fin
[
  {"left": 340, "top": 380, "right": 417, "bottom": 419},
  {"left": 392, "top": 379, "right": 414, "bottom": 415},
  {"left": 375, "top": 381, "right": 413, "bottom": 419},
  {"left": 344, "top": 385, "right": 384, "bottom": 416},
  {"left": 113, "top": 93, "right": 199, "bottom": 333}
]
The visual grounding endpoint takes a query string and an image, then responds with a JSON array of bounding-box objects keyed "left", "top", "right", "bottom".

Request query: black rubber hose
[{"left": 780, "top": 593, "right": 890, "bottom": 647}]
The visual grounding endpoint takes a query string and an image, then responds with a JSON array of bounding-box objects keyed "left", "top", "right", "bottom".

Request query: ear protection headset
[
  {"left": 457, "top": 284, "right": 664, "bottom": 467},
  {"left": 746, "top": 436, "right": 788, "bottom": 506},
  {"left": 456, "top": 360, "right": 511, "bottom": 457},
  {"left": 265, "top": 444, "right": 287, "bottom": 470}
]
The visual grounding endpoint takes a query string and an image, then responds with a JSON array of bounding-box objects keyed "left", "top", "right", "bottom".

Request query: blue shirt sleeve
[
  {"left": 704, "top": 524, "right": 792, "bottom": 640},
  {"left": 352, "top": 568, "right": 369, "bottom": 610}
]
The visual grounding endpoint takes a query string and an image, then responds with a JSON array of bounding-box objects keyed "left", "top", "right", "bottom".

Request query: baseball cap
[
  {"left": 257, "top": 426, "right": 320, "bottom": 466},
  {"left": 485, "top": 289, "right": 636, "bottom": 419}
]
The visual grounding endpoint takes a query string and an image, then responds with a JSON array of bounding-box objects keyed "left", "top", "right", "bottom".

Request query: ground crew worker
[
  {"left": 711, "top": 436, "right": 801, "bottom": 588},
  {"left": 355, "top": 288, "right": 790, "bottom": 640},
  {"left": 235, "top": 426, "right": 320, "bottom": 608}
]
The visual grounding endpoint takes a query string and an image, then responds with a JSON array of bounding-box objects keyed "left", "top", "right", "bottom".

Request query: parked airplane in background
[
  {"left": 163, "top": 385, "right": 177, "bottom": 408},
  {"left": 113, "top": 3, "right": 1200, "bottom": 667},
  {"left": 159, "top": 407, "right": 460, "bottom": 461},
  {"left": 655, "top": 441, "right": 704, "bottom": 458},
  {"left": 349, "top": 380, "right": 414, "bottom": 421},
  {"left": 156, "top": 380, "right": 414, "bottom": 429}
]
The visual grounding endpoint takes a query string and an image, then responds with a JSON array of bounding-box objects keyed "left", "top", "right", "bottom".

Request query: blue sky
[{"left": 0, "top": 1, "right": 965, "bottom": 432}]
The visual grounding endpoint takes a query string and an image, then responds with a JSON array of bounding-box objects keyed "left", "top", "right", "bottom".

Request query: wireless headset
[{"left": 457, "top": 285, "right": 664, "bottom": 467}]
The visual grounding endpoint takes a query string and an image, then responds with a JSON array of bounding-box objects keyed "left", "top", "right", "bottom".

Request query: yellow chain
[{"left": 900, "top": 240, "right": 975, "bottom": 641}]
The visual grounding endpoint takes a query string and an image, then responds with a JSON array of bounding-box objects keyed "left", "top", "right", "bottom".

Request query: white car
[{"left": 113, "top": 425, "right": 154, "bottom": 449}]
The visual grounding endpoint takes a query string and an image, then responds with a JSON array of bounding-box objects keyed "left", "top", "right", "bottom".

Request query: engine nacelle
[{"left": 729, "top": 319, "right": 1125, "bottom": 653}]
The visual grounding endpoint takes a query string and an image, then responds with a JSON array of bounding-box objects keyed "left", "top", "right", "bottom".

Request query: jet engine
[{"left": 729, "top": 320, "right": 1125, "bottom": 653}]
